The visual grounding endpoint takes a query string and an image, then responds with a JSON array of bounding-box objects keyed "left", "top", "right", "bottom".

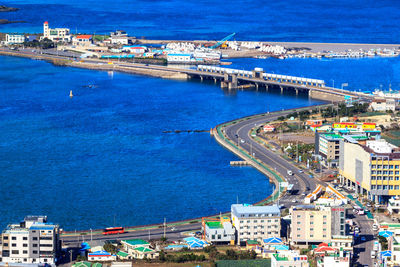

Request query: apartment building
[
  {"left": 315, "top": 132, "right": 342, "bottom": 168},
  {"left": 339, "top": 139, "right": 400, "bottom": 203},
  {"left": 5, "top": 34, "right": 25, "bottom": 45},
  {"left": 0, "top": 216, "right": 60, "bottom": 264},
  {"left": 290, "top": 205, "right": 351, "bottom": 248},
  {"left": 42, "top": 21, "right": 71, "bottom": 42},
  {"left": 231, "top": 204, "right": 280, "bottom": 245}
]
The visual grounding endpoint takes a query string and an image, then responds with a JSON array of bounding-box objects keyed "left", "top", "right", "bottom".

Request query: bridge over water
[{"left": 181, "top": 65, "right": 372, "bottom": 102}]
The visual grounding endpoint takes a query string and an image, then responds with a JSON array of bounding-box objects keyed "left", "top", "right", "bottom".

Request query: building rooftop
[
  {"left": 122, "top": 239, "right": 149, "bottom": 246},
  {"left": 205, "top": 221, "right": 222, "bottom": 229},
  {"left": 231, "top": 204, "right": 280, "bottom": 217},
  {"left": 134, "top": 246, "right": 154, "bottom": 253}
]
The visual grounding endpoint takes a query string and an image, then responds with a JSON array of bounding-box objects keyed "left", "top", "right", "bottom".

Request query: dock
[{"left": 230, "top": 161, "right": 250, "bottom": 166}]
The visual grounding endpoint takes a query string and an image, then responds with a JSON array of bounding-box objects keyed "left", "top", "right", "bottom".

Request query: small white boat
[{"left": 69, "top": 90, "right": 73, "bottom": 98}]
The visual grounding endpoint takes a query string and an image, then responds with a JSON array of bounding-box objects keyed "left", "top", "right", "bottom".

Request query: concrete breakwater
[{"left": 0, "top": 50, "right": 188, "bottom": 80}]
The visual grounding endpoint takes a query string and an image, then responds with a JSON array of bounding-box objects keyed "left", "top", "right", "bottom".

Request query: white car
[
  {"left": 171, "top": 227, "right": 177, "bottom": 231},
  {"left": 291, "top": 199, "right": 297, "bottom": 203}
]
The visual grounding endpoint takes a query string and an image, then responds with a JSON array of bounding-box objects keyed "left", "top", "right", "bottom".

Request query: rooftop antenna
[{"left": 236, "top": 195, "right": 239, "bottom": 204}]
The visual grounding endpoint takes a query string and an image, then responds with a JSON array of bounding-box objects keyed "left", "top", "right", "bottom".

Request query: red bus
[{"left": 103, "top": 227, "right": 125, "bottom": 235}]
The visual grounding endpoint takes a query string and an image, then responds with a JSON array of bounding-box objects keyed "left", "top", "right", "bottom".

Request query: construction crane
[{"left": 210, "top": 33, "right": 236, "bottom": 49}]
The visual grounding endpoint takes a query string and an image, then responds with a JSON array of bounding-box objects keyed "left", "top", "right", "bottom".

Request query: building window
[
  {"left": 33, "top": 237, "right": 38, "bottom": 241},
  {"left": 297, "top": 228, "right": 301, "bottom": 231},
  {"left": 11, "top": 244, "right": 16, "bottom": 247},
  {"left": 23, "top": 250, "right": 27, "bottom": 254},
  {"left": 323, "top": 235, "right": 327, "bottom": 238},
  {"left": 23, "top": 237, "right": 27, "bottom": 241},
  {"left": 33, "top": 244, "right": 38, "bottom": 247},
  {"left": 390, "top": 165, "right": 394, "bottom": 169},
  {"left": 377, "top": 185, "right": 382, "bottom": 189},
  {"left": 297, "top": 234, "right": 300, "bottom": 237},
  {"left": 310, "top": 222, "right": 314, "bottom": 225},
  {"left": 372, "top": 185, "right": 376, "bottom": 189},
  {"left": 12, "top": 250, "right": 19, "bottom": 254},
  {"left": 384, "top": 165, "right": 389, "bottom": 169},
  {"left": 260, "top": 220, "right": 264, "bottom": 223},
  {"left": 11, "top": 237, "right": 16, "bottom": 240},
  {"left": 23, "top": 244, "right": 27, "bottom": 247},
  {"left": 254, "top": 220, "right": 257, "bottom": 223},
  {"left": 377, "top": 176, "right": 382, "bottom": 180},
  {"left": 389, "top": 171, "right": 394, "bottom": 175},
  {"left": 3, "top": 236, "right": 8, "bottom": 240},
  {"left": 384, "top": 185, "right": 388, "bottom": 190},
  {"left": 390, "top": 185, "right": 394, "bottom": 190},
  {"left": 372, "top": 165, "right": 376, "bottom": 168},
  {"left": 217, "top": 235, "right": 221, "bottom": 239},
  {"left": 396, "top": 176, "right": 400, "bottom": 181},
  {"left": 396, "top": 185, "right": 399, "bottom": 190},
  {"left": 310, "top": 235, "right": 314, "bottom": 238},
  {"left": 396, "top": 165, "right": 399, "bottom": 169}
]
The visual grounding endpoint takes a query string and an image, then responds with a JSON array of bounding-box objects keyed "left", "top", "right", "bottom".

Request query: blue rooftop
[{"left": 231, "top": 204, "right": 280, "bottom": 217}]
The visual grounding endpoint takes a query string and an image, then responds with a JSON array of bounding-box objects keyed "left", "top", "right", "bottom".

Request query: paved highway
[
  {"left": 61, "top": 222, "right": 202, "bottom": 246},
  {"left": 220, "top": 107, "right": 328, "bottom": 207}
]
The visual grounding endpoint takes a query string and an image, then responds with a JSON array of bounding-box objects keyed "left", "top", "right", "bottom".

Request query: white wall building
[
  {"left": 167, "top": 53, "right": 194, "bottom": 63},
  {"left": 271, "top": 250, "right": 309, "bottom": 267},
  {"left": 369, "top": 98, "right": 396, "bottom": 112},
  {"left": 42, "top": 21, "right": 71, "bottom": 42},
  {"left": 0, "top": 216, "right": 60, "bottom": 265},
  {"left": 5, "top": 34, "right": 25, "bottom": 45},
  {"left": 231, "top": 204, "right": 281, "bottom": 245}
]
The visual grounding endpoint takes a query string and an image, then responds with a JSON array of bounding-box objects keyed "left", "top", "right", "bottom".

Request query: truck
[
  {"left": 287, "top": 170, "right": 293, "bottom": 176},
  {"left": 373, "top": 241, "right": 379, "bottom": 251}
]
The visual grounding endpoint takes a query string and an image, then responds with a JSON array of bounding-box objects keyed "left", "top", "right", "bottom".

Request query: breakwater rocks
[{"left": 0, "top": 5, "right": 19, "bottom": 12}]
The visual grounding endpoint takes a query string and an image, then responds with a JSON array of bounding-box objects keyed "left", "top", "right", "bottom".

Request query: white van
[{"left": 371, "top": 250, "right": 376, "bottom": 259}]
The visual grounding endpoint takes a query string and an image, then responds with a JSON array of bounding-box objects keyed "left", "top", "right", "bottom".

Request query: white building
[
  {"left": 5, "top": 34, "right": 25, "bottom": 45},
  {"left": 231, "top": 204, "right": 281, "bottom": 245},
  {"left": 167, "top": 53, "right": 195, "bottom": 63},
  {"left": 87, "top": 250, "right": 116, "bottom": 261},
  {"left": 271, "top": 250, "right": 309, "bottom": 267},
  {"left": 202, "top": 219, "right": 235, "bottom": 244},
  {"left": 0, "top": 216, "right": 60, "bottom": 264},
  {"left": 366, "top": 139, "right": 397, "bottom": 154},
  {"left": 110, "top": 36, "right": 129, "bottom": 45},
  {"left": 72, "top": 35, "right": 93, "bottom": 46},
  {"left": 42, "top": 21, "right": 71, "bottom": 42},
  {"left": 369, "top": 98, "right": 396, "bottom": 112},
  {"left": 388, "top": 196, "right": 400, "bottom": 214},
  {"left": 317, "top": 255, "right": 350, "bottom": 267}
]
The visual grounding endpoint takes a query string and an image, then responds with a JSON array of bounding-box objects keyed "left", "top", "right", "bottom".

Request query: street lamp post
[
  {"left": 330, "top": 79, "right": 335, "bottom": 88},
  {"left": 90, "top": 228, "right": 92, "bottom": 242}
]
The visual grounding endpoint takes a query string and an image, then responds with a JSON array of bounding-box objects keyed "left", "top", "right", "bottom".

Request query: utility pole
[
  {"left": 163, "top": 218, "right": 166, "bottom": 238},
  {"left": 90, "top": 228, "right": 92, "bottom": 242},
  {"left": 148, "top": 229, "right": 151, "bottom": 241},
  {"left": 296, "top": 141, "right": 299, "bottom": 163}
]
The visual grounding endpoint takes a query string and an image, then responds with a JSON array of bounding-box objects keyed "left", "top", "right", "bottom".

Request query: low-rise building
[
  {"left": 231, "top": 204, "right": 281, "bottom": 245},
  {"left": 317, "top": 255, "right": 350, "bottom": 267},
  {"left": 167, "top": 53, "right": 194, "bottom": 63},
  {"left": 370, "top": 98, "right": 396, "bottom": 112},
  {"left": 110, "top": 36, "right": 130, "bottom": 45},
  {"left": 5, "top": 34, "right": 25, "bottom": 45},
  {"left": 72, "top": 35, "right": 93, "bottom": 46},
  {"left": 0, "top": 216, "right": 60, "bottom": 264},
  {"left": 388, "top": 196, "right": 400, "bottom": 214},
  {"left": 87, "top": 250, "right": 116, "bottom": 261},
  {"left": 120, "top": 239, "right": 158, "bottom": 259},
  {"left": 271, "top": 251, "right": 309, "bottom": 267},
  {"left": 202, "top": 217, "right": 235, "bottom": 244}
]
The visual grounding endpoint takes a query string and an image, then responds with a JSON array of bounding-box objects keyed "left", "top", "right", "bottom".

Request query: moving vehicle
[
  {"left": 372, "top": 224, "right": 379, "bottom": 231},
  {"left": 103, "top": 226, "right": 125, "bottom": 235},
  {"left": 171, "top": 227, "right": 177, "bottom": 231},
  {"left": 287, "top": 170, "right": 293, "bottom": 176},
  {"left": 371, "top": 250, "right": 376, "bottom": 259}
]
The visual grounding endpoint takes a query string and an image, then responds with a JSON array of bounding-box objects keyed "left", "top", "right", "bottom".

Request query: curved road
[{"left": 220, "top": 106, "right": 330, "bottom": 207}]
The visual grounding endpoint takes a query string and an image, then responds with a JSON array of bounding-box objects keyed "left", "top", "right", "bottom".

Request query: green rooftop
[
  {"left": 122, "top": 239, "right": 149, "bottom": 246},
  {"left": 92, "top": 263, "right": 102, "bottom": 267},
  {"left": 206, "top": 221, "right": 222, "bottom": 229},
  {"left": 73, "top": 262, "right": 91, "bottom": 267},
  {"left": 322, "top": 133, "right": 343, "bottom": 139},
  {"left": 117, "top": 251, "right": 129, "bottom": 257},
  {"left": 246, "top": 240, "right": 259, "bottom": 245},
  {"left": 134, "top": 246, "right": 154, "bottom": 253},
  {"left": 273, "top": 253, "right": 289, "bottom": 261}
]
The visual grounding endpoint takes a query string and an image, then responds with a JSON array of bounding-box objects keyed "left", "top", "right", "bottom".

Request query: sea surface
[{"left": 1, "top": 0, "right": 400, "bottom": 230}]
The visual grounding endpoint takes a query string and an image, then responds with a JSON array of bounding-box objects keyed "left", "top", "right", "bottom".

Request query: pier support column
[
  {"left": 214, "top": 77, "right": 217, "bottom": 84},
  {"left": 295, "top": 89, "right": 299, "bottom": 95},
  {"left": 266, "top": 85, "right": 269, "bottom": 92},
  {"left": 200, "top": 76, "right": 204, "bottom": 82},
  {"left": 280, "top": 86, "right": 284, "bottom": 94},
  {"left": 255, "top": 83, "right": 259, "bottom": 90},
  {"left": 221, "top": 81, "right": 228, "bottom": 88}
]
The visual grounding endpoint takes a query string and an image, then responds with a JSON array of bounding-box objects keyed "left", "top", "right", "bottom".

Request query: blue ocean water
[
  {"left": 1, "top": 0, "right": 400, "bottom": 43},
  {"left": 0, "top": 56, "right": 319, "bottom": 230},
  {"left": 1, "top": 0, "right": 400, "bottom": 230}
]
